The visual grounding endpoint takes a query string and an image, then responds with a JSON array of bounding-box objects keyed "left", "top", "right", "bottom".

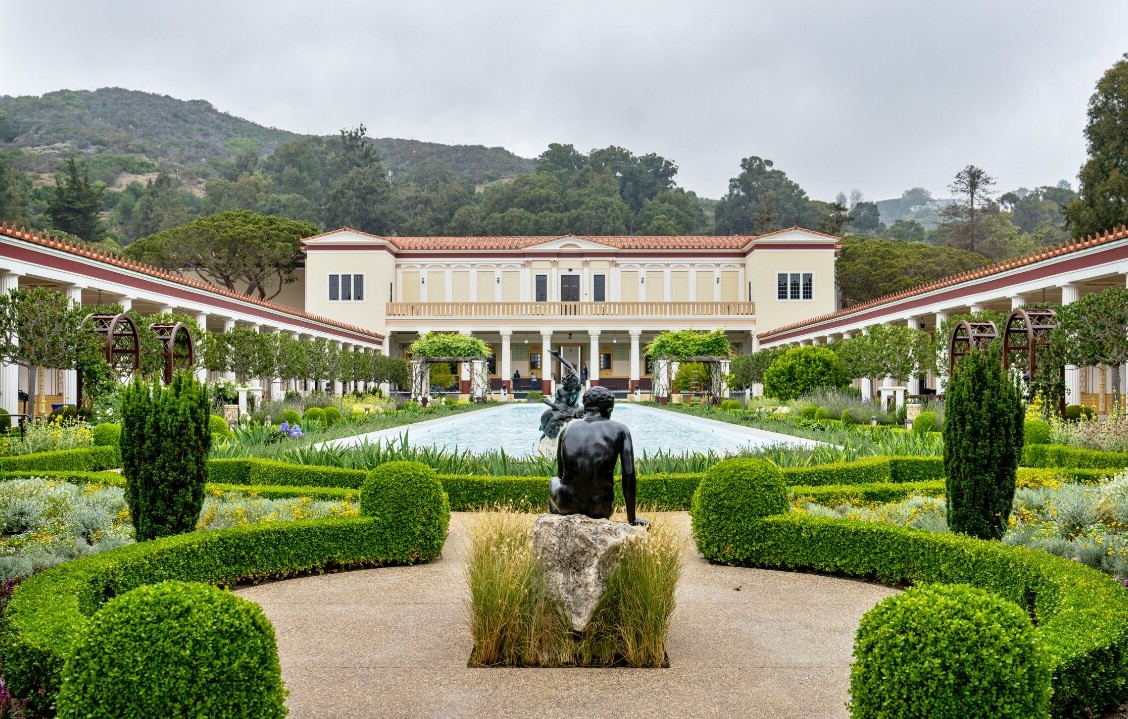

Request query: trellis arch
[
  {"left": 149, "top": 322, "right": 195, "bottom": 384},
  {"left": 1002, "top": 308, "right": 1064, "bottom": 417},
  {"left": 78, "top": 313, "right": 140, "bottom": 406},
  {"left": 948, "top": 320, "right": 998, "bottom": 375}
]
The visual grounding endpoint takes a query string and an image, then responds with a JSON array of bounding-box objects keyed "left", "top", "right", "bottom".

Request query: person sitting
[{"left": 549, "top": 386, "right": 647, "bottom": 526}]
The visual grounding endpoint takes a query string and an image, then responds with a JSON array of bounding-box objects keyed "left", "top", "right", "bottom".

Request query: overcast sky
[{"left": 5, "top": 1, "right": 1127, "bottom": 202}]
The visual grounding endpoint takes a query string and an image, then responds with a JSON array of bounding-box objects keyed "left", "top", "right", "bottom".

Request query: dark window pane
[
  {"left": 530, "top": 353, "right": 541, "bottom": 370},
  {"left": 341, "top": 273, "right": 353, "bottom": 301},
  {"left": 777, "top": 273, "right": 788, "bottom": 300},
  {"left": 535, "top": 275, "right": 548, "bottom": 302},
  {"left": 789, "top": 273, "right": 801, "bottom": 300},
  {"left": 561, "top": 275, "right": 580, "bottom": 302},
  {"left": 354, "top": 274, "right": 365, "bottom": 301},
  {"left": 599, "top": 352, "right": 611, "bottom": 370},
  {"left": 802, "top": 273, "right": 813, "bottom": 300},
  {"left": 329, "top": 274, "right": 340, "bottom": 301},
  {"left": 645, "top": 355, "right": 654, "bottom": 374},
  {"left": 593, "top": 274, "right": 606, "bottom": 302}
]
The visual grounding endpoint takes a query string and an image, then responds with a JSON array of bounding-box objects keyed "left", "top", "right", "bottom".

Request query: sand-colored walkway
[{"left": 238, "top": 513, "right": 895, "bottom": 719}]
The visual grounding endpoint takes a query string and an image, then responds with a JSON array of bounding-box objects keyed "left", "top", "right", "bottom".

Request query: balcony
[{"left": 385, "top": 301, "right": 755, "bottom": 319}]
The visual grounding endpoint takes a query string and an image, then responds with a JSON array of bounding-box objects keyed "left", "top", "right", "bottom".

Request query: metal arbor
[
  {"left": 948, "top": 320, "right": 998, "bottom": 376},
  {"left": 1002, "top": 308, "right": 1064, "bottom": 416},
  {"left": 149, "top": 322, "right": 195, "bottom": 384},
  {"left": 78, "top": 313, "right": 141, "bottom": 406}
]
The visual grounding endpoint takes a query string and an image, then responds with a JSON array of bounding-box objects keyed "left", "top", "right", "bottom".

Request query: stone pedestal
[{"left": 531, "top": 514, "right": 647, "bottom": 632}]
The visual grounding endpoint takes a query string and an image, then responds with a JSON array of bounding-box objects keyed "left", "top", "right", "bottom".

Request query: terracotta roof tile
[
  {"left": 759, "top": 225, "right": 1128, "bottom": 339},
  {"left": 0, "top": 223, "right": 383, "bottom": 342}
]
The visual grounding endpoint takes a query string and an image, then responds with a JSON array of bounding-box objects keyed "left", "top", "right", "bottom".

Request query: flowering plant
[{"left": 275, "top": 421, "right": 304, "bottom": 440}]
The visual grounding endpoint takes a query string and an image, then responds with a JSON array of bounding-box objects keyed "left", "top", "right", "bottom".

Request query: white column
[
  {"left": 500, "top": 330, "right": 512, "bottom": 399},
  {"left": 271, "top": 331, "right": 284, "bottom": 399},
  {"left": 444, "top": 267, "right": 453, "bottom": 301},
  {"left": 904, "top": 317, "right": 920, "bottom": 396},
  {"left": 61, "top": 285, "right": 84, "bottom": 405},
  {"left": 541, "top": 329, "right": 553, "bottom": 395},
  {"left": 194, "top": 312, "right": 209, "bottom": 384},
  {"left": 861, "top": 377, "right": 873, "bottom": 402},
  {"left": 0, "top": 272, "right": 20, "bottom": 415},
  {"left": 610, "top": 265, "right": 622, "bottom": 301},
  {"left": 395, "top": 266, "right": 404, "bottom": 301},
  {"left": 1062, "top": 283, "right": 1081, "bottom": 404},
  {"left": 469, "top": 268, "right": 478, "bottom": 302},
  {"left": 519, "top": 266, "right": 531, "bottom": 302},
  {"left": 662, "top": 266, "right": 672, "bottom": 302},
  {"left": 934, "top": 310, "right": 949, "bottom": 394},
  {"left": 334, "top": 341, "right": 345, "bottom": 396},
  {"left": 582, "top": 263, "right": 590, "bottom": 300},
  {"left": 969, "top": 303, "right": 985, "bottom": 313},
  {"left": 221, "top": 318, "right": 236, "bottom": 381},
  {"left": 550, "top": 264, "right": 559, "bottom": 302},
  {"left": 588, "top": 330, "right": 601, "bottom": 386},
  {"left": 629, "top": 330, "right": 642, "bottom": 394},
  {"left": 118, "top": 296, "right": 134, "bottom": 312},
  {"left": 1010, "top": 295, "right": 1026, "bottom": 310},
  {"left": 458, "top": 329, "right": 472, "bottom": 395}
]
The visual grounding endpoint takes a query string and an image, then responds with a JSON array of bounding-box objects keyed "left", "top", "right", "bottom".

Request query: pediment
[
  {"left": 526, "top": 236, "right": 616, "bottom": 251},
  {"left": 302, "top": 228, "right": 395, "bottom": 248}
]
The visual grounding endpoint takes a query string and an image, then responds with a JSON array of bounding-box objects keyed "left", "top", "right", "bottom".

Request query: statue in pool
[
  {"left": 549, "top": 386, "right": 648, "bottom": 526},
  {"left": 537, "top": 349, "right": 584, "bottom": 458}
]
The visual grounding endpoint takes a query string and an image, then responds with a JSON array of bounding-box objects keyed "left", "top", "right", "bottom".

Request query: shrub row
[
  {"left": 1017, "top": 466, "right": 1120, "bottom": 486},
  {"left": 1, "top": 470, "right": 125, "bottom": 487},
  {"left": 0, "top": 446, "right": 118, "bottom": 472},
  {"left": 208, "top": 483, "right": 357, "bottom": 502},
  {"left": 207, "top": 458, "right": 368, "bottom": 488},
  {"left": 788, "top": 480, "right": 946, "bottom": 506},
  {"left": 777, "top": 456, "right": 945, "bottom": 487},
  {"left": 691, "top": 461, "right": 1128, "bottom": 719},
  {"left": 1023, "top": 443, "right": 1128, "bottom": 469},
  {"left": 4, "top": 509, "right": 449, "bottom": 714}
]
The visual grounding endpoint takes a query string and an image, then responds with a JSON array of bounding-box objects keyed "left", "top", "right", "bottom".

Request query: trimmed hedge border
[
  {"left": 1017, "top": 467, "right": 1120, "bottom": 486},
  {"left": 789, "top": 480, "right": 946, "bottom": 506},
  {"left": 0, "top": 446, "right": 118, "bottom": 473},
  {"left": 695, "top": 509, "right": 1128, "bottom": 718},
  {"left": 1023, "top": 444, "right": 1128, "bottom": 469},
  {"left": 3, "top": 515, "right": 444, "bottom": 715},
  {"left": 1, "top": 470, "right": 125, "bottom": 487},
  {"left": 209, "top": 483, "right": 357, "bottom": 502}
]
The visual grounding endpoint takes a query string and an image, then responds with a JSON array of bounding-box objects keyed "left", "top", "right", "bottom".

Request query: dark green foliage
[
  {"left": 835, "top": 236, "right": 991, "bottom": 308},
  {"left": 887, "top": 456, "right": 946, "bottom": 484},
  {"left": 799, "top": 405, "right": 819, "bottom": 420},
  {"left": 1064, "top": 404, "right": 1096, "bottom": 422},
  {"left": 719, "top": 399, "right": 741, "bottom": 411},
  {"left": 790, "top": 480, "right": 946, "bottom": 506},
  {"left": 120, "top": 373, "right": 211, "bottom": 541},
  {"left": 814, "top": 406, "right": 835, "bottom": 421},
  {"left": 302, "top": 407, "right": 326, "bottom": 426},
  {"left": 911, "top": 411, "right": 937, "bottom": 433},
  {"left": 943, "top": 347, "right": 1024, "bottom": 540},
  {"left": 690, "top": 458, "right": 787, "bottom": 563},
  {"left": 278, "top": 408, "right": 301, "bottom": 425},
  {"left": 1017, "top": 467, "right": 1119, "bottom": 485},
  {"left": 1025, "top": 418, "right": 1052, "bottom": 445},
  {"left": 322, "top": 406, "right": 343, "bottom": 426},
  {"left": 0, "top": 446, "right": 117, "bottom": 472},
  {"left": 695, "top": 510, "right": 1128, "bottom": 718},
  {"left": 209, "top": 414, "right": 230, "bottom": 436},
  {"left": 56, "top": 581, "right": 287, "bottom": 719},
  {"left": 778, "top": 457, "right": 892, "bottom": 486},
  {"left": 1022, "top": 444, "right": 1128, "bottom": 469},
  {"left": 763, "top": 346, "right": 849, "bottom": 401},
  {"left": 849, "top": 583, "right": 1052, "bottom": 719},
  {"left": 360, "top": 461, "right": 450, "bottom": 563},
  {"left": 208, "top": 484, "right": 356, "bottom": 502},
  {"left": 2, "top": 513, "right": 445, "bottom": 713},
  {"left": 1067, "top": 53, "right": 1128, "bottom": 237},
  {"left": 46, "top": 158, "right": 106, "bottom": 242},
  {"left": 841, "top": 409, "right": 858, "bottom": 425},
  {"left": 1, "top": 470, "right": 125, "bottom": 486}
]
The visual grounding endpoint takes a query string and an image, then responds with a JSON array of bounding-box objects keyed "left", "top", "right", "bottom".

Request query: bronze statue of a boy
[{"left": 549, "top": 386, "right": 647, "bottom": 526}]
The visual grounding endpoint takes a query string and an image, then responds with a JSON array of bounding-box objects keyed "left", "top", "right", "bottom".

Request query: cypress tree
[
  {"left": 942, "top": 345, "right": 1025, "bottom": 540},
  {"left": 121, "top": 372, "right": 211, "bottom": 541}
]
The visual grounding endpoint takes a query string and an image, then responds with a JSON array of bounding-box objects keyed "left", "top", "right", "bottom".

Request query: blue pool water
[{"left": 330, "top": 403, "right": 815, "bottom": 456}]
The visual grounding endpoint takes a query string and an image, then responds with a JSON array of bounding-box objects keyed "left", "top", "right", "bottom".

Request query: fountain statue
[{"left": 537, "top": 349, "right": 583, "bottom": 458}]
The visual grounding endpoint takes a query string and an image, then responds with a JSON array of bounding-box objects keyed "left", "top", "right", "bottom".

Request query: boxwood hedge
[
  {"left": 789, "top": 480, "right": 946, "bottom": 506},
  {"left": 0, "top": 446, "right": 118, "bottom": 472},
  {"left": 1023, "top": 443, "right": 1128, "bottom": 469},
  {"left": 3, "top": 512, "right": 449, "bottom": 715},
  {"left": 691, "top": 467, "right": 1128, "bottom": 718}
]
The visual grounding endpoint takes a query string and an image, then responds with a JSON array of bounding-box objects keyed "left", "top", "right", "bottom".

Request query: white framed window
[
  {"left": 329, "top": 273, "right": 365, "bottom": 302},
  {"left": 776, "top": 272, "right": 813, "bottom": 301}
]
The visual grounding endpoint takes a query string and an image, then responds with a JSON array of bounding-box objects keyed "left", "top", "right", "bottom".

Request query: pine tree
[
  {"left": 46, "top": 158, "right": 106, "bottom": 242},
  {"left": 942, "top": 345, "right": 1024, "bottom": 540},
  {"left": 120, "top": 373, "right": 211, "bottom": 541}
]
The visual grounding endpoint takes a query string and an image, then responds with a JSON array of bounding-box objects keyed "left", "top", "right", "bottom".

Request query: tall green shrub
[
  {"left": 120, "top": 373, "right": 211, "bottom": 541},
  {"left": 762, "top": 346, "right": 849, "bottom": 401},
  {"left": 942, "top": 346, "right": 1024, "bottom": 540}
]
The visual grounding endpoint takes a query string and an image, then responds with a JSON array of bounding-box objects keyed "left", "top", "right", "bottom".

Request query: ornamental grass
[{"left": 467, "top": 510, "right": 680, "bottom": 668}]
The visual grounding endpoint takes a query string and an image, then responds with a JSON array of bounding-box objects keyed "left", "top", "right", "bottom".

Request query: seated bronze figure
[{"left": 549, "top": 386, "right": 647, "bottom": 526}]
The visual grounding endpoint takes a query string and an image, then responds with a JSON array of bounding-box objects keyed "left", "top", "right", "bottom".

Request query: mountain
[{"left": 0, "top": 88, "right": 535, "bottom": 184}]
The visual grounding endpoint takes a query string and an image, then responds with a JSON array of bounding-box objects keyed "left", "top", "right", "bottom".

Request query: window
[
  {"left": 560, "top": 275, "right": 580, "bottom": 302},
  {"left": 645, "top": 355, "right": 654, "bottom": 375},
  {"left": 599, "top": 352, "right": 611, "bottom": 370},
  {"left": 487, "top": 355, "right": 496, "bottom": 374},
  {"left": 535, "top": 274, "right": 548, "bottom": 302},
  {"left": 593, "top": 274, "right": 606, "bottom": 302},
  {"left": 530, "top": 352, "right": 542, "bottom": 370},
  {"left": 776, "top": 272, "right": 813, "bottom": 301},
  {"left": 329, "top": 274, "right": 365, "bottom": 302}
]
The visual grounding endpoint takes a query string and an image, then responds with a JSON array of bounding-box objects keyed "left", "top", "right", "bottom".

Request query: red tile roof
[
  {"left": 305, "top": 225, "right": 840, "bottom": 251},
  {"left": 759, "top": 225, "right": 1128, "bottom": 339},
  {"left": 0, "top": 223, "right": 384, "bottom": 342}
]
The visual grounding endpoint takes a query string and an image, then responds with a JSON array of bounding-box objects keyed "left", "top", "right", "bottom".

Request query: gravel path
[{"left": 238, "top": 513, "right": 895, "bottom": 719}]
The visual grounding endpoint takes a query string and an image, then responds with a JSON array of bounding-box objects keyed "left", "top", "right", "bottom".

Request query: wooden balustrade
[{"left": 386, "top": 301, "right": 755, "bottom": 318}]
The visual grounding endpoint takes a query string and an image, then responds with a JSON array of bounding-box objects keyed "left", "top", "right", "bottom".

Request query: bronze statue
[
  {"left": 549, "top": 386, "right": 647, "bottom": 526},
  {"left": 537, "top": 349, "right": 583, "bottom": 457}
]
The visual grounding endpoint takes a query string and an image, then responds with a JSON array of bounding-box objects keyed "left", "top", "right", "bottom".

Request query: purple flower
[{"left": 275, "top": 421, "right": 303, "bottom": 439}]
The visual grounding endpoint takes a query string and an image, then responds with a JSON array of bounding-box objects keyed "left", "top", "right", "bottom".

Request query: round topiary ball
[
  {"left": 1024, "top": 418, "right": 1051, "bottom": 445},
  {"left": 55, "top": 581, "right": 287, "bottom": 719},
  {"left": 814, "top": 406, "right": 835, "bottom": 421},
  {"left": 323, "top": 406, "right": 344, "bottom": 426},
  {"left": 912, "top": 411, "right": 937, "bottom": 433},
  {"left": 209, "top": 414, "right": 230, "bottom": 436},
  {"left": 360, "top": 461, "right": 450, "bottom": 563},
  {"left": 278, "top": 408, "right": 301, "bottom": 426},
  {"left": 91, "top": 423, "right": 122, "bottom": 447},
  {"left": 691, "top": 458, "right": 787, "bottom": 563},
  {"left": 849, "top": 583, "right": 1051, "bottom": 719},
  {"left": 302, "top": 407, "right": 327, "bottom": 426}
]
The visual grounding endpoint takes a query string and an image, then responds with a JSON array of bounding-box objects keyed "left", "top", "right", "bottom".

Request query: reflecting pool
[{"left": 328, "top": 402, "right": 815, "bottom": 456}]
